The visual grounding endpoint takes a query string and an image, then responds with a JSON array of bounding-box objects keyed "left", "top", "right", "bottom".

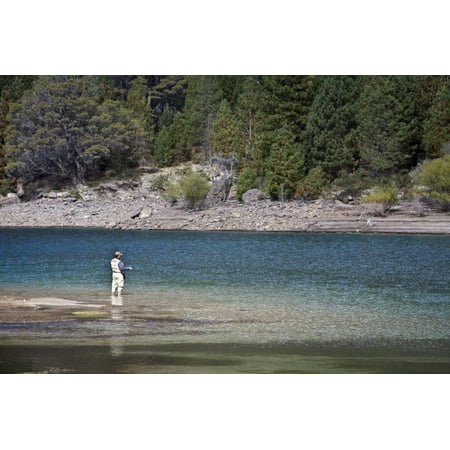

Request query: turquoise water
[{"left": 1, "top": 228, "right": 449, "bottom": 373}]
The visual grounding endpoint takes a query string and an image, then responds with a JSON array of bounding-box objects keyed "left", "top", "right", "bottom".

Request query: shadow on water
[
  {"left": 1, "top": 341, "right": 450, "bottom": 374},
  {"left": 0, "top": 344, "right": 239, "bottom": 374}
]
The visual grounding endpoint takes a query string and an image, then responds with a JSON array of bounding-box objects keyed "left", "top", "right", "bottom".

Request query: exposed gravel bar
[{"left": 1, "top": 179, "right": 449, "bottom": 234}]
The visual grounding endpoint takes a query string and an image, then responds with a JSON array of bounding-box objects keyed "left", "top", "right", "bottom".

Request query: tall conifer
[
  {"left": 423, "top": 80, "right": 450, "bottom": 158},
  {"left": 303, "top": 76, "right": 360, "bottom": 179},
  {"left": 212, "top": 99, "right": 239, "bottom": 157},
  {"left": 265, "top": 125, "right": 305, "bottom": 200},
  {"left": 235, "top": 76, "right": 263, "bottom": 169},
  {"left": 182, "top": 76, "right": 223, "bottom": 156},
  {"left": 256, "top": 76, "right": 317, "bottom": 175},
  {"left": 354, "top": 76, "right": 421, "bottom": 180}
]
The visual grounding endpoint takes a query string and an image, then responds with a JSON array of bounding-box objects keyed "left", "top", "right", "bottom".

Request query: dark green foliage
[
  {"left": 149, "top": 76, "right": 187, "bottom": 122},
  {"left": 127, "top": 77, "right": 153, "bottom": 130},
  {"left": 0, "top": 76, "right": 37, "bottom": 183},
  {"left": 235, "top": 76, "right": 263, "bottom": 169},
  {"left": 90, "top": 99, "right": 148, "bottom": 172},
  {"left": 255, "top": 76, "right": 317, "bottom": 172},
  {"left": 303, "top": 76, "right": 360, "bottom": 178},
  {"left": 127, "top": 76, "right": 149, "bottom": 117},
  {"left": 212, "top": 99, "right": 240, "bottom": 157},
  {"left": 182, "top": 76, "right": 223, "bottom": 154},
  {"left": 355, "top": 76, "right": 422, "bottom": 180},
  {"left": 5, "top": 77, "right": 99, "bottom": 183},
  {"left": 0, "top": 177, "right": 12, "bottom": 196},
  {"left": 423, "top": 81, "right": 450, "bottom": 158},
  {"left": 236, "top": 167, "right": 259, "bottom": 201},
  {"left": 215, "top": 76, "right": 245, "bottom": 109},
  {"left": 154, "top": 125, "right": 175, "bottom": 167},
  {"left": 295, "top": 166, "right": 327, "bottom": 200},
  {"left": 258, "top": 75, "right": 317, "bottom": 139},
  {"left": 1, "top": 75, "right": 450, "bottom": 201},
  {"left": 332, "top": 168, "right": 373, "bottom": 194},
  {"left": 4, "top": 76, "right": 147, "bottom": 184},
  {"left": 153, "top": 112, "right": 192, "bottom": 167},
  {"left": 158, "top": 104, "right": 176, "bottom": 128},
  {"left": 83, "top": 75, "right": 123, "bottom": 102},
  {"left": 413, "top": 76, "right": 447, "bottom": 128},
  {"left": 265, "top": 125, "right": 305, "bottom": 200}
]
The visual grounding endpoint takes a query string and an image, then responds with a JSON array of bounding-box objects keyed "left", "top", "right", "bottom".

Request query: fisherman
[{"left": 111, "top": 251, "right": 133, "bottom": 295}]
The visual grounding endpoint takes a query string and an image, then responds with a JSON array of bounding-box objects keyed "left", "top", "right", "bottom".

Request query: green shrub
[
  {"left": 295, "top": 166, "right": 327, "bottom": 200},
  {"left": 179, "top": 171, "right": 211, "bottom": 208},
  {"left": 236, "top": 167, "right": 258, "bottom": 201},
  {"left": 361, "top": 186, "right": 399, "bottom": 216},
  {"left": 165, "top": 170, "right": 211, "bottom": 209},
  {"left": 151, "top": 173, "right": 169, "bottom": 191},
  {"left": 415, "top": 155, "right": 450, "bottom": 211},
  {"left": 0, "top": 178, "right": 12, "bottom": 196},
  {"left": 68, "top": 188, "right": 82, "bottom": 200},
  {"left": 333, "top": 168, "right": 376, "bottom": 194},
  {"left": 163, "top": 180, "right": 182, "bottom": 203}
]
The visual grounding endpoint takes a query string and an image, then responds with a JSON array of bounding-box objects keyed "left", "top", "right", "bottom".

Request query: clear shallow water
[{"left": 0, "top": 228, "right": 449, "bottom": 373}]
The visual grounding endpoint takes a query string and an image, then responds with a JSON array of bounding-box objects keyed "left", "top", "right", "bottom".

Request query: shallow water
[{"left": 1, "top": 228, "right": 449, "bottom": 373}]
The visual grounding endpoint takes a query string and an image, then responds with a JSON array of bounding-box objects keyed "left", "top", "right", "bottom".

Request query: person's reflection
[
  {"left": 110, "top": 294, "right": 123, "bottom": 357},
  {"left": 110, "top": 337, "right": 123, "bottom": 358},
  {"left": 111, "top": 293, "right": 123, "bottom": 307}
]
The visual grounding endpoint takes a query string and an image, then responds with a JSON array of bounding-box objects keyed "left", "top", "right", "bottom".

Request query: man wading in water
[{"left": 111, "top": 251, "right": 133, "bottom": 296}]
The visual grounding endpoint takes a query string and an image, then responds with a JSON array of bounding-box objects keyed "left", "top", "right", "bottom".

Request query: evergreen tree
[
  {"left": 153, "top": 124, "right": 175, "bottom": 167},
  {"left": 158, "top": 103, "right": 176, "bottom": 128},
  {"left": 181, "top": 76, "right": 223, "bottom": 157},
  {"left": 265, "top": 125, "right": 305, "bottom": 200},
  {"left": 89, "top": 99, "right": 148, "bottom": 172},
  {"left": 0, "top": 76, "right": 36, "bottom": 183},
  {"left": 216, "top": 76, "right": 244, "bottom": 109},
  {"left": 212, "top": 99, "right": 240, "bottom": 157},
  {"left": 149, "top": 76, "right": 187, "bottom": 123},
  {"left": 354, "top": 76, "right": 422, "bottom": 180},
  {"left": 258, "top": 75, "right": 317, "bottom": 138},
  {"left": 256, "top": 76, "right": 317, "bottom": 176},
  {"left": 296, "top": 166, "right": 327, "bottom": 200},
  {"left": 154, "top": 111, "right": 192, "bottom": 167},
  {"left": 126, "top": 76, "right": 155, "bottom": 152},
  {"left": 236, "top": 167, "right": 259, "bottom": 200},
  {"left": 84, "top": 76, "right": 123, "bottom": 102},
  {"left": 4, "top": 76, "right": 147, "bottom": 185},
  {"left": 235, "top": 76, "right": 263, "bottom": 169},
  {"left": 413, "top": 76, "right": 447, "bottom": 124},
  {"left": 127, "top": 76, "right": 150, "bottom": 122},
  {"left": 303, "top": 76, "right": 360, "bottom": 179},
  {"left": 423, "top": 80, "right": 450, "bottom": 158}
]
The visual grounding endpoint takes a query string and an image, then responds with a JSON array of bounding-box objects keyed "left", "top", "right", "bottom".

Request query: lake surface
[{"left": 1, "top": 228, "right": 449, "bottom": 373}]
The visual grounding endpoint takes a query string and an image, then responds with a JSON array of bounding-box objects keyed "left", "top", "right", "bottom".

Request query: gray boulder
[
  {"left": 130, "top": 207, "right": 143, "bottom": 219},
  {"left": 242, "top": 188, "right": 266, "bottom": 203},
  {"left": 139, "top": 206, "right": 152, "bottom": 219},
  {"left": 0, "top": 193, "right": 21, "bottom": 206}
]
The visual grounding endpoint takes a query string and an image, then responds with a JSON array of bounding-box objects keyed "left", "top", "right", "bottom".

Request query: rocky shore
[{"left": 1, "top": 175, "right": 449, "bottom": 234}]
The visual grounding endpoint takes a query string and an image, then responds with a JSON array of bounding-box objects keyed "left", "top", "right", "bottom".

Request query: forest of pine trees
[{"left": 0, "top": 75, "right": 449, "bottom": 206}]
